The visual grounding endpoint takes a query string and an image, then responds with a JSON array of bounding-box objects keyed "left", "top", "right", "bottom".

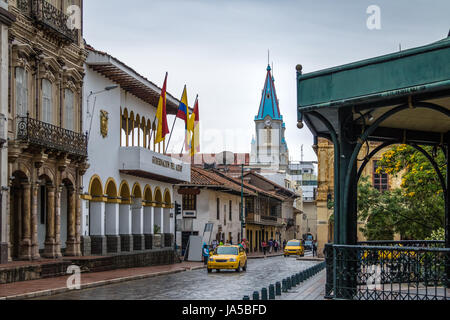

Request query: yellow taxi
[
  {"left": 284, "top": 240, "right": 305, "bottom": 257},
  {"left": 207, "top": 245, "right": 247, "bottom": 273}
]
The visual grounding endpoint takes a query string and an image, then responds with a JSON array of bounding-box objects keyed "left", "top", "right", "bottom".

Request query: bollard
[
  {"left": 276, "top": 282, "right": 282, "bottom": 296},
  {"left": 243, "top": 296, "right": 250, "bottom": 301},
  {"left": 253, "top": 291, "right": 260, "bottom": 300},
  {"left": 282, "top": 279, "right": 287, "bottom": 293},
  {"left": 291, "top": 275, "right": 296, "bottom": 287},
  {"left": 261, "top": 288, "right": 268, "bottom": 301},
  {"left": 296, "top": 273, "right": 300, "bottom": 285},
  {"left": 300, "top": 271, "right": 305, "bottom": 282},
  {"left": 287, "top": 277, "right": 292, "bottom": 290},
  {"left": 269, "top": 284, "right": 275, "bottom": 300}
]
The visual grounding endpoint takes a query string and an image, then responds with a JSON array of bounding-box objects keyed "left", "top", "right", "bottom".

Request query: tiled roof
[{"left": 180, "top": 167, "right": 257, "bottom": 197}]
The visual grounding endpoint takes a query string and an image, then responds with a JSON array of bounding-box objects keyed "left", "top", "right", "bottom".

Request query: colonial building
[
  {"left": 0, "top": 0, "right": 16, "bottom": 265},
  {"left": 7, "top": 0, "right": 88, "bottom": 261},
  {"left": 80, "top": 45, "right": 191, "bottom": 256},
  {"left": 174, "top": 166, "right": 253, "bottom": 254},
  {"left": 242, "top": 171, "right": 299, "bottom": 248}
]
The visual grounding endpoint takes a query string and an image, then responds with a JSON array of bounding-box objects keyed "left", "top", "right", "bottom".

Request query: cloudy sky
[{"left": 83, "top": 0, "right": 450, "bottom": 161}]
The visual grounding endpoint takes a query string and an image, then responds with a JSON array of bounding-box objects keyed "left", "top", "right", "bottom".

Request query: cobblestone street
[{"left": 34, "top": 257, "right": 318, "bottom": 300}]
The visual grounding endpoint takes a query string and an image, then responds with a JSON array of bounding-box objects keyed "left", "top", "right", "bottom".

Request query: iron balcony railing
[
  {"left": 17, "top": 115, "right": 88, "bottom": 158},
  {"left": 325, "top": 242, "right": 450, "bottom": 300},
  {"left": 17, "top": 0, "right": 78, "bottom": 43}
]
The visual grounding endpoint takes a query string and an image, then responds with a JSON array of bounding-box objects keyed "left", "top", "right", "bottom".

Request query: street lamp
[{"left": 86, "top": 85, "right": 119, "bottom": 142}]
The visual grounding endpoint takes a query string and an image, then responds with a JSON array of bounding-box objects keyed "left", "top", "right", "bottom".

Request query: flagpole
[{"left": 165, "top": 115, "right": 177, "bottom": 154}]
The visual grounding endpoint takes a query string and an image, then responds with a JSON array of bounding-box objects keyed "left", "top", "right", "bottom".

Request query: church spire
[{"left": 255, "top": 64, "right": 282, "bottom": 121}]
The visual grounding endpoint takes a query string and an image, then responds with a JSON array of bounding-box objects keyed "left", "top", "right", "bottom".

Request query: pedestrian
[
  {"left": 274, "top": 241, "right": 279, "bottom": 253},
  {"left": 268, "top": 239, "right": 273, "bottom": 254},
  {"left": 202, "top": 244, "right": 210, "bottom": 265},
  {"left": 312, "top": 240, "right": 318, "bottom": 257},
  {"left": 262, "top": 241, "right": 267, "bottom": 256},
  {"left": 283, "top": 240, "right": 287, "bottom": 250}
]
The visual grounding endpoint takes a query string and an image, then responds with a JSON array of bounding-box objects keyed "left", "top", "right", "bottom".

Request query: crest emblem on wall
[{"left": 100, "top": 110, "right": 109, "bottom": 138}]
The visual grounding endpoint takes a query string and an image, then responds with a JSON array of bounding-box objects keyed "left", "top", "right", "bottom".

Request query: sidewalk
[
  {"left": 279, "top": 270, "right": 327, "bottom": 300},
  {"left": 0, "top": 261, "right": 204, "bottom": 300}
]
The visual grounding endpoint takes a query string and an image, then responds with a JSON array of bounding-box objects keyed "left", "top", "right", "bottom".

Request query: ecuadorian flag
[{"left": 176, "top": 85, "right": 189, "bottom": 123}]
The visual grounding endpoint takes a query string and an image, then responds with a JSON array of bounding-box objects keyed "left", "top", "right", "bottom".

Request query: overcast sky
[{"left": 83, "top": 0, "right": 450, "bottom": 161}]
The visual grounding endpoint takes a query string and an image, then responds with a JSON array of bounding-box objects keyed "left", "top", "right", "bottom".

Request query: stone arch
[
  {"left": 132, "top": 182, "right": 143, "bottom": 199},
  {"left": 40, "top": 165, "right": 56, "bottom": 184}
]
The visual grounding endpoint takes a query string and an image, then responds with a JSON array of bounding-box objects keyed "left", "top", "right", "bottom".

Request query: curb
[
  {"left": 248, "top": 254, "right": 283, "bottom": 260},
  {"left": 1, "top": 265, "right": 206, "bottom": 300}
]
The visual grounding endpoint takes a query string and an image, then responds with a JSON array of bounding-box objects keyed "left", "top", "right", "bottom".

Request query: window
[
  {"left": 224, "top": 204, "right": 227, "bottom": 226},
  {"left": 229, "top": 200, "right": 232, "bottom": 221},
  {"left": 373, "top": 160, "right": 389, "bottom": 192},
  {"left": 42, "top": 79, "right": 53, "bottom": 124},
  {"left": 216, "top": 198, "right": 220, "bottom": 220},
  {"left": 15, "top": 68, "right": 28, "bottom": 116},
  {"left": 182, "top": 194, "right": 196, "bottom": 211},
  {"left": 64, "top": 89, "right": 74, "bottom": 130}
]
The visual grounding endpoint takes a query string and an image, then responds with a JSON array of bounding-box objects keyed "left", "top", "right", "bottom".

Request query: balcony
[
  {"left": 246, "top": 213, "right": 261, "bottom": 223},
  {"left": 17, "top": 0, "right": 78, "bottom": 43},
  {"left": 119, "top": 147, "right": 191, "bottom": 184},
  {"left": 17, "top": 116, "right": 87, "bottom": 158}
]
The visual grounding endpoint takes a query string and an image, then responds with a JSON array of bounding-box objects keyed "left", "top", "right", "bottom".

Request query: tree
[{"left": 374, "top": 144, "right": 446, "bottom": 239}]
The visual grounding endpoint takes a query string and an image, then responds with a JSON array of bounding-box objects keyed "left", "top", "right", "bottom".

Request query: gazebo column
[
  {"left": 105, "top": 202, "right": 121, "bottom": 254},
  {"left": 144, "top": 205, "right": 154, "bottom": 249},
  {"left": 119, "top": 203, "right": 133, "bottom": 252},
  {"left": 335, "top": 107, "right": 358, "bottom": 299},
  {"left": 132, "top": 199, "right": 144, "bottom": 251}
]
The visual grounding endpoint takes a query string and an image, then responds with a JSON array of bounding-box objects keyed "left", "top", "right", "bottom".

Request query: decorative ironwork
[
  {"left": 17, "top": 115, "right": 87, "bottom": 158},
  {"left": 326, "top": 242, "right": 450, "bottom": 300},
  {"left": 17, "top": 0, "right": 78, "bottom": 43}
]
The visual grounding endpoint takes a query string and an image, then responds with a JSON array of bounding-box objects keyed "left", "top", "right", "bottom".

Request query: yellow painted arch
[
  {"left": 132, "top": 182, "right": 143, "bottom": 199},
  {"left": 163, "top": 188, "right": 172, "bottom": 206},
  {"left": 143, "top": 185, "right": 153, "bottom": 205},
  {"left": 119, "top": 180, "right": 131, "bottom": 203},
  {"left": 154, "top": 187, "right": 163, "bottom": 207}
]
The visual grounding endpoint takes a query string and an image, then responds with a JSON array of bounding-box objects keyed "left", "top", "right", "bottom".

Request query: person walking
[
  {"left": 274, "top": 241, "right": 279, "bottom": 253},
  {"left": 202, "top": 244, "right": 210, "bottom": 265},
  {"left": 262, "top": 241, "right": 267, "bottom": 256},
  {"left": 283, "top": 240, "right": 287, "bottom": 250},
  {"left": 312, "top": 240, "right": 318, "bottom": 257},
  {"left": 268, "top": 239, "right": 273, "bottom": 254}
]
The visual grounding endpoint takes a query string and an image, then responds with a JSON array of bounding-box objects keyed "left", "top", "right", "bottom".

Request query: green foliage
[
  {"left": 154, "top": 224, "right": 161, "bottom": 234},
  {"left": 358, "top": 145, "right": 446, "bottom": 240},
  {"left": 426, "top": 228, "right": 445, "bottom": 241}
]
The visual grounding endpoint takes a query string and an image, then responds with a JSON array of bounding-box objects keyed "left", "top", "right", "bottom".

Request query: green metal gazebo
[{"left": 296, "top": 35, "right": 450, "bottom": 300}]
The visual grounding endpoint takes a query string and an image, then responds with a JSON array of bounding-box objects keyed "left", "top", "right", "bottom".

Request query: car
[
  {"left": 304, "top": 240, "right": 313, "bottom": 251},
  {"left": 207, "top": 245, "right": 247, "bottom": 273},
  {"left": 284, "top": 240, "right": 305, "bottom": 257}
]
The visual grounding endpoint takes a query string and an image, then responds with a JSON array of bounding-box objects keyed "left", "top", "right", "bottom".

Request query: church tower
[{"left": 250, "top": 65, "right": 289, "bottom": 170}]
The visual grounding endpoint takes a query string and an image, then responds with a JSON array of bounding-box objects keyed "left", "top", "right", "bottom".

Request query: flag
[
  {"left": 190, "top": 97, "right": 200, "bottom": 156},
  {"left": 176, "top": 85, "right": 189, "bottom": 123},
  {"left": 176, "top": 86, "right": 192, "bottom": 151},
  {"left": 155, "top": 73, "right": 169, "bottom": 144}
]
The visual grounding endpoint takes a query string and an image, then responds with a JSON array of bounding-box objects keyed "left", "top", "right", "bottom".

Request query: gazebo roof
[{"left": 297, "top": 35, "right": 450, "bottom": 145}]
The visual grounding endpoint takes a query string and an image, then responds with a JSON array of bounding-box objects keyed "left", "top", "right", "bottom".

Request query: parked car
[
  {"left": 284, "top": 240, "right": 305, "bottom": 257},
  {"left": 208, "top": 245, "right": 248, "bottom": 273}
]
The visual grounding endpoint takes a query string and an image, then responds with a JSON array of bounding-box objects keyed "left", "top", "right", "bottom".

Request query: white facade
[
  {"left": 80, "top": 48, "right": 190, "bottom": 255},
  {"left": 174, "top": 188, "right": 244, "bottom": 250}
]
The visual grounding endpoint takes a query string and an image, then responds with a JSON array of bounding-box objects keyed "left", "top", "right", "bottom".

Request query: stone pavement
[
  {"left": 279, "top": 270, "right": 327, "bottom": 300},
  {"left": 0, "top": 261, "right": 204, "bottom": 300}
]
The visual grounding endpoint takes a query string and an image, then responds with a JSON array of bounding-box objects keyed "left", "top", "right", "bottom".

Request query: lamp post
[
  {"left": 86, "top": 85, "right": 118, "bottom": 142},
  {"left": 240, "top": 164, "right": 244, "bottom": 240}
]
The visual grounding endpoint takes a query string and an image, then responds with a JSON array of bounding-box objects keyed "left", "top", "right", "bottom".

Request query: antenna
[{"left": 301, "top": 145, "right": 304, "bottom": 162}]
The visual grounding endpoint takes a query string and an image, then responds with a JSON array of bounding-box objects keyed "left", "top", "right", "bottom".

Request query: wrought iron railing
[
  {"left": 325, "top": 243, "right": 450, "bottom": 300},
  {"left": 17, "top": 115, "right": 88, "bottom": 157},
  {"left": 16, "top": 0, "right": 78, "bottom": 43}
]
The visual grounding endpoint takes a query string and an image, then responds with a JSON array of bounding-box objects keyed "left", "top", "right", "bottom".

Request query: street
[{"left": 34, "top": 257, "right": 318, "bottom": 300}]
